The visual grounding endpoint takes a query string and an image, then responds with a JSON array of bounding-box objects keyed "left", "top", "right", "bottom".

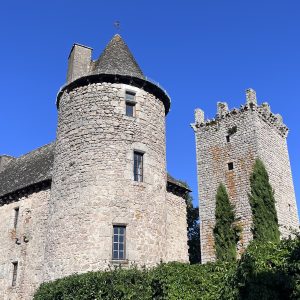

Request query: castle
[
  {"left": 192, "top": 89, "right": 299, "bottom": 263},
  {"left": 0, "top": 35, "right": 189, "bottom": 300},
  {"left": 0, "top": 34, "right": 298, "bottom": 299}
]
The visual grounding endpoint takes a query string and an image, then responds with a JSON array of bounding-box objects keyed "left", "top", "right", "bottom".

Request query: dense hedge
[
  {"left": 34, "top": 236, "right": 300, "bottom": 300},
  {"left": 232, "top": 237, "right": 300, "bottom": 299},
  {"left": 34, "top": 262, "right": 235, "bottom": 300}
]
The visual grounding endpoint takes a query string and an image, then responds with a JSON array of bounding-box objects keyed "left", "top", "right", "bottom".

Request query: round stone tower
[{"left": 43, "top": 35, "right": 172, "bottom": 281}]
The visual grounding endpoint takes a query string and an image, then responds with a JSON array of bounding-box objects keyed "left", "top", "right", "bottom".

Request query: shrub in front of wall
[
  {"left": 150, "top": 261, "right": 236, "bottom": 300},
  {"left": 34, "top": 262, "right": 236, "bottom": 300},
  {"left": 34, "top": 267, "right": 152, "bottom": 300},
  {"left": 248, "top": 159, "right": 280, "bottom": 243},
  {"left": 213, "top": 184, "right": 240, "bottom": 262},
  {"left": 232, "top": 235, "right": 300, "bottom": 300},
  {"left": 34, "top": 236, "right": 300, "bottom": 300}
]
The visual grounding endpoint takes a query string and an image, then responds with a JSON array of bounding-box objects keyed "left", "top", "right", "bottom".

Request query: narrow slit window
[
  {"left": 12, "top": 261, "right": 18, "bottom": 287},
  {"left": 226, "top": 135, "right": 230, "bottom": 143},
  {"left": 14, "top": 207, "right": 19, "bottom": 229},
  {"left": 134, "top": 151, "right": 144, "bottom": 182},
  {"left": 112, "top": 225, "right": 126, "bottom": 260},
  {"left": 228, "top": 162, "right": 234, "bottom": 170}
]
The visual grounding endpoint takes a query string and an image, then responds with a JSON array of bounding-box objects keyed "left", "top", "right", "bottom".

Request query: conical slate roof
[{"left": 91, "top": 34, "right": 145, "bottom": 79}]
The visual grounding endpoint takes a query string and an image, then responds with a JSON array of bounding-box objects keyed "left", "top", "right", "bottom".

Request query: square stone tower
[{"left": 192, "top": 89, "right": 299, "bottom": 263}]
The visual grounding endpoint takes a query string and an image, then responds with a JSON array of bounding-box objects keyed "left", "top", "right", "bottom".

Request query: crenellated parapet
[{"left": 192, "top": 88, "right": 288, "bottom": 138}]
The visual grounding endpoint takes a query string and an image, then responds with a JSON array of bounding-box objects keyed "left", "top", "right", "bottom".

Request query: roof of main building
[
  {"left": 0, "top": 143, "right": 54, "bottom": 198},
  {"left": 0, "top": 143, "right": 189, "bottom": 201}
]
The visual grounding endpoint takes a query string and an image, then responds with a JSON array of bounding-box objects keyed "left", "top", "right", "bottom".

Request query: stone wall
[
  {"left": 193, "top": 106, "right": 257, "bottom": 262},
  {"left": 165, "top": 192, "right": 189, "bottom": 262},
  {"left": 255, "top": 113, "right": 299, "bottom": 237},
  {"left": 193, "top": 94, "right": 299, "bottom": 263},
  {"left": 0, "top": 188, "right": 50, "bottom": 300},
  {"left": 44, "top": 82, "right": 170, "bottom": 281}
]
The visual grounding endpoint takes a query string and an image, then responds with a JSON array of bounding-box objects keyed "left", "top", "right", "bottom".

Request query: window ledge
[
  {"left": 132, "top": 181, "right": 146, "bottom": 187},
  {"left": 124, "top": 115, "right": 136, "bottom": 120},
  {"left": 110, "top": 259, "right": 129, "bottom": 265}
]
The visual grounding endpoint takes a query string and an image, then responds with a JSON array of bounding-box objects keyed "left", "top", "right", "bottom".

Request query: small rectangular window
[
  {"left": 125, "top": 91, "right": 136, "bottom": 117},
  {"left": 12, "top": 261, "right": 18, "bottom": 287},
  {"left": 134, "top": 151, "right": 143, "bottom": 182},
  {"left": 228, "top": 162, "right": 234, "bottom": 170},
  {"left": 14, "top": 207, "right": 19, "bottom": 229},
  {"left": 126, "top": 102, "right": 135, "bottom": 117},
  {"left": 226, "top": 135, "right": 230, "bottom": 143},
  {"left": 112, "top": 225, "right": 126, "bottom": 260}
]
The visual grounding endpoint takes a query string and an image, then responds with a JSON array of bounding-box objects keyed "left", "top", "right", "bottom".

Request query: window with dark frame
[
  {"left": 12, "top": 261, "right": 18, "bottom": 287},
  {"left": 126, "top": 102, "right": 135, "bottom": 117},
  {"left": 14, "top": 207, "right": 19, "bottom": 229},
  {"left": 112, "top": 225, "right": 126, "bottom": 260},
  {"left": 125, "top": 91, "right": 136, "bottom": 117},
  {"left": 228, "top": 162, "right": 234, "bottom": 170},
  {"left": 134, "top": 151, "right": 143, "bottom": 182}
]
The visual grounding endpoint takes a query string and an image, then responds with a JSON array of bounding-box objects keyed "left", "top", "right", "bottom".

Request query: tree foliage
[
  {"left": 186, "top": 190, "right": 201, "bottom": 264},
  {"left": 249, "top": 159, "right": 280, "bottom": 243},
  {"left": 213, "top": 184, "right": 240, "bottom": 261},
  {"left": 228, "top": 235, "right": 300, "bottom": 300},
  {"left": 174, "top": 177, "right": 201, "bottom": 264}
]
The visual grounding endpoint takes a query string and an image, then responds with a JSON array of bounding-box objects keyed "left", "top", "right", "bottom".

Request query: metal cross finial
[{"left": 114, "top": 21, "right": 120, "bottom": 31}]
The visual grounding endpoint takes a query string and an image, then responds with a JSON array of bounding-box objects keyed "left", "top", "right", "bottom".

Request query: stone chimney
[{"left": 67, "top": 44, "right": 92, "bottom": 83}]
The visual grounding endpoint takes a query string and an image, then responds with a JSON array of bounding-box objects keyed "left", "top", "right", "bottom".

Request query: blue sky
[{"left": 0, "top": 1, "right": 299, "bottom": 213}]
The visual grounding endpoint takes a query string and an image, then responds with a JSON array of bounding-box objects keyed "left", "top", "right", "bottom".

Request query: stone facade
[
  {"left": 0, "top": 35, "right": 189, "bottom": 299},
  {"left": 0, "top": 187, "right": 50, "bottom": 300},
  {"left": 192, "top": 89, "right": 299, "bottom": 263},
  {"left": 44, "top": 81, "right": 182, "bottom": 281},
  {"left": 166, "top": 192, "right": 189, "bottom": 262}
]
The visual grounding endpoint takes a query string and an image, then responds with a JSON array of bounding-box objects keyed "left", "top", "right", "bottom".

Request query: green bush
[
  {"left": 231, "top": 236, "right": 300, "bottom": 300},
  {"left": 34, "top": 236, "right": 300, "bottom": 300},
  {"left": 34, "top": 267, "right": 152, "bottom": 300},
  {"left": 34, "top": 262, "right": 236, "bottom": 300}
]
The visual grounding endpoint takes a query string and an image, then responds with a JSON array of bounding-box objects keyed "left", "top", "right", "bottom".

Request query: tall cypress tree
[
  {"left": 249, "top": 159, "right": 280, "bottom": 243},
  {"left": 213, "top": 184, "right": 239, "bottom": 261}
]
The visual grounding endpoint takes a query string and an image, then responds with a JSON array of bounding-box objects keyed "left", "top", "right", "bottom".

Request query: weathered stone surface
[
  {"left": 166, "top": 192, "right": 189, "bottom": 262},
  {"left": 0, "top": 188, "right": 50, "bottom": 300},
  {"left": 0, "top": 35, "right": 188, "bottom": 299},
  {"left": 43, "top": 81, "right": 188, "bottom": 282},
  {"left": 193, "top": 90, "right": 299, "bottom": 263}
]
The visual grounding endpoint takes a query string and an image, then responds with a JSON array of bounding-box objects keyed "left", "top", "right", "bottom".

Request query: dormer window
[{"left": 125, "top": 91, "right": 136, "bottom": 117}]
